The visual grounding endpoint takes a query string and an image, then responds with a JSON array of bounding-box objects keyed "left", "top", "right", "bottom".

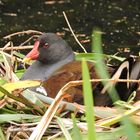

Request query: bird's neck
[{"left": 45, "top": 52, "right": 75, "bottom": 78}]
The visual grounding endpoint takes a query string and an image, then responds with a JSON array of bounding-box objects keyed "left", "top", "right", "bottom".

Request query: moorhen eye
[
  {"left": 44, "top": 43, "right": 49, "bottom": 48},
  {"left": 21, "top": 33, "right": 140, "bottom": 106}
]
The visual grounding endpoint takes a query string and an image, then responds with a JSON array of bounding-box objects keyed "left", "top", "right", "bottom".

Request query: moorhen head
[{"left": 21, "top": 33, "right": 75, "bottom": 80}]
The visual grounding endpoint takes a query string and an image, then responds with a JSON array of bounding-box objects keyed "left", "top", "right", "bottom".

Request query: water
[{"left": 0, "top": 0, "right": 140, "bottom": 55}]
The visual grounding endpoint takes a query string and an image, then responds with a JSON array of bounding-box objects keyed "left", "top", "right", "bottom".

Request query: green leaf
[
  {"left": 76, "top": 53, "right": 124, "bottom": 62},
  {"left": 71, "top": 114, "right": 82, "bottom": 140},
  {"left": 92, "top": 28, "right": 119, "bottom": 102},
  {"left": 96, "top": 126, "right": 125, "bottom": 140},
  {"left": 15, "top": 69, "right": 25, "bottom": 79},
  {"left": 2, "top": 80, "right": 41, "bottom": 92},
  {"left": 0, "top": 127, "right": 5, "bottom": 140},
  {"left": 121, "top": 116, "right": 139, "bottom": 140},
  {"left": 0, "top": 53, "right": 5, "bottom": 62},
  {"left": 82, "top": 59, "right": 96, "bottom": 140},
  {"left": 0, "top": 80, "right": 41, "bottom": 98},
  {"left": 23, "top": 90, "right": 46, "bottom": 109},
  {"left": 0, "top": 78, "right": 7, "bottom": 85},
  {"left": 56, "top": 117, "right": 72, "bottom": 140},
  {"left": 13, "top": 51, "right": 25, "bottom": 59},
  {"left": 0, "top": 114, "right": 40, "bottom": 123}
]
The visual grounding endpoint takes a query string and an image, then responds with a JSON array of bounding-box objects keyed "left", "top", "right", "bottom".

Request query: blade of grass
[
  {"left": 2, "top": 80, "right": 41, "bottom": 92},
  {"left": 0, "top": 114, "right": 40, "bottom": 123},
  {"left": 92, "top": 28, "right": 119, "bottom": 102},
  {"left": 56, "top": 116, "right": 72, "bottom": 140},
  {"left": 121, "top": 116, "right": 139, "bottom": 140},
  {"left": 15, "top": 69, "right": 25, "bottom": 78},
  {"left": 82, "top": 59, "right": 96, "bottom": 140},
  {"left": 0, "top": 127, "right": 5, "bottom": 140},
  {"left": 13, "top": 51, "right": 25, "bottom": 59},
  {"left": 96, "top": 126, "right": 125, "bottom": 140},
  {"left": 76, "top": 53, "right": 124, "bottom": 62},
  {"left": 23, "top": 90, "right": 46, "bottom": 109},
  {"left": 71, "top": 114, "right": 82, "bottom": 140}
]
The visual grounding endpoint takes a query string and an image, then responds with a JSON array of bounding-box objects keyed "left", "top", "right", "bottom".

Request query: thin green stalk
[
  {"left": 92, "top": 28, "right": 119, "bottom": 102},
  {"left": 82, "top": 59, "right": 96, "bottom": 140}
]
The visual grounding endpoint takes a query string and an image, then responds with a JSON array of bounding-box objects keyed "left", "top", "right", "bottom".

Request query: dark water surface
[{"left": 0, "top": 0, "right": 140, "bottom": 55}]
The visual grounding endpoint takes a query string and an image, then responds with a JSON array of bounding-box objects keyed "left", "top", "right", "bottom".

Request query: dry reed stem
[
  {"left": 61, "top": 79, "right": 140, "bottom": 87},
  {"left": 63, "top": 11, "right": 87, "bottom": 53},
  {"left": 0, "top": 52, "right": 19, "bottom": 82},
  {"left": 9, "top": 121, "right": 38, "bottom": 127},
  {"left": 0, "top": 45, "right": 33, "bottom": 51},
  {"left": 2, "top": 41, "right": 12, "bottom": 51},
  {"left": 20, "top": 35, "right": 39, "bottom": 46},
  {"left": 48, "top": 131, "right": 64, "bottom": 140},
  {"left": 0, "top": 51, "right": 23, "bottom": 62},
  {"left": 3, "top": 30, "right": 43, "bottom": 39},
  {"left": 7, "top": 127, "right": 35, "bottom": 132}
]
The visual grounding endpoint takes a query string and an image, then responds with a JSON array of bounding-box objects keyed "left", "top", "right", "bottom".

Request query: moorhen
[
  {"left": 21, "top": 33, "right": 140, "bottom": 106},
  {"left": 21, "top": 33, "right": 100, "bottom": 104}
]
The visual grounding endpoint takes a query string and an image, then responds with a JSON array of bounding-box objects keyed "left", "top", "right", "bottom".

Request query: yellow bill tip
[{"left": 23, "top": 57, "right": 31, "bottom": 63}]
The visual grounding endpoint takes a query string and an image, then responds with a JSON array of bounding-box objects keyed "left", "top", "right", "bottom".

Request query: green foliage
[
  {"left": 71, "top": 114, "right": 83, "bottom": 140},
  {"left": 92, "top": 28, "right": 119, "bottom": 102},
  {"left": 0, "top": 114, "right": 40, "bottom": 123},
  {"left": 56, "top": 117, "right": 73, "bottom": 140},
  {"left": 121, "top": 116, "right": 139, "bottom": 140},
  {"left": 76, "top": 53, "right": 125, "bottom": 62},
  {"left": 82, "top": 59, "right": 96, "bottom": 140},
  {"left": 0, "top": 127, "right": 5, "bottom": 140}
]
